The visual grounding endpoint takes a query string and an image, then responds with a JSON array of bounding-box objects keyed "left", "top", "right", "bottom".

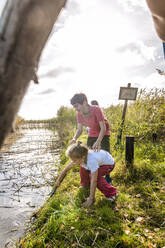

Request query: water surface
[{"left": 0, "top": 127, "right": 60, "bottom": 248}]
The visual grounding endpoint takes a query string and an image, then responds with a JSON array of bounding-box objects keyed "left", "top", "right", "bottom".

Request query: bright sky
[{"left": 0, "top": 0, "right": 165, "bottom": 120}]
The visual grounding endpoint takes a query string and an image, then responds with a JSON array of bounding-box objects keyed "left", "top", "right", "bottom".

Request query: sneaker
[
  {"left": 105, "top": 174, "right": 112, "bottom": 185},
  {"left": 106, "top": 195, "right": 116, "bottom": 202}
]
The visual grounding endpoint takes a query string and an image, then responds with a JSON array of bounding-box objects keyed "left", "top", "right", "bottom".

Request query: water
[{"left": 0, "top": 127, "right": 60, "bottom": 248}]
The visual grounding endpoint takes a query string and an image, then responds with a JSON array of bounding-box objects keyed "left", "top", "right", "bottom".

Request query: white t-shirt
[{"left": 81, "top": 150, "right": 114, "bottom": 173}]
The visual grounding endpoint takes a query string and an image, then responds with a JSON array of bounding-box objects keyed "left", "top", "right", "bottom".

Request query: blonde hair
[{"left": 66, "top": 141, "right": 88, "bottom": 163}]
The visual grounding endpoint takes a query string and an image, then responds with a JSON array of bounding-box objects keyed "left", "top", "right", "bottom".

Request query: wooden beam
[{"left": 0, "top": 0, "right": 67, "bottom": 148}]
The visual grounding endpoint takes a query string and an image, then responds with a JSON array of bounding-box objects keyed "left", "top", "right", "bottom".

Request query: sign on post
[
  {"left": 119, "top": 87, "right": 138, "bottom": 100},
  {"left": 117, "top": 83, "right": 138, "bottom": 145}
]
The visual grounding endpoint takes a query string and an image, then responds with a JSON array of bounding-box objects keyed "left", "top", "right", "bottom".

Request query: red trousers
[{"left": 80, "top": 164, "right": 117, "bottom": 198}]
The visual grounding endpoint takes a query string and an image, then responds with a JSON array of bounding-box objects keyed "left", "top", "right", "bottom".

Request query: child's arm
[
  {"left": 92, "top": 121, "right": 106, "bottom": 151},
  {"left": 71, "top": 123, "right": 83, "bottom": 144},
  {"left": 83, "top": 170, "right": 98, "bottom": 207},
  {"left": 54, "top": 161, "right": 75, "bottom": 187}
]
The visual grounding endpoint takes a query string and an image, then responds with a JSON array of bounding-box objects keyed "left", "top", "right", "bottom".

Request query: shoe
[
  {"left": 106, "top": 195, "right": 116, "bottom": 202},
  {"left": 105, "top": 174, "right": 112, "bottom": 185}
]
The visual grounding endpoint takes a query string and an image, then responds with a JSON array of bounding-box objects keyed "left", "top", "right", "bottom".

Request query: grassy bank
[
  {"left": 18, "top": 89, "right": 165, "bottom": 248},
  {"left": 18, "top": 141, "right": 165, "bottom": 248}
]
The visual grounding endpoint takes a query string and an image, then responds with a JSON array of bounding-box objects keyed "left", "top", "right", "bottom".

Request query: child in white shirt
[{"left": 54, "top": 141, "right": 117, "bottom": 207}]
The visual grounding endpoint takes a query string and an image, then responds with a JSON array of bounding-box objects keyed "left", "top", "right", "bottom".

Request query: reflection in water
[{"left": 0, "top": 128, "right": 60, "bottom": 248}]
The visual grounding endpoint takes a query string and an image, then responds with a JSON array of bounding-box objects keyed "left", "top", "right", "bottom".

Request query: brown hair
[
  {"left": 91, "top": 100, "right": 99, "bottom": 106},
  {"left": 66, "top": 141, "right": 88, "bottom": 164},
  {"left": 70, "top": 93, "right": 88, "bottom": 105}
]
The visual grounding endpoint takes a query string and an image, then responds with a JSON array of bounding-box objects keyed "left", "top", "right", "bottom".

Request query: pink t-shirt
[{"left": 77, "top": 105, "right": 110, "bottom": 137}]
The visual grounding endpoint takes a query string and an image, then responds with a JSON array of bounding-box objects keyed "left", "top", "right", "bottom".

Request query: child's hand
[
  {"left": 92, "top": 140, "right": 101, "bottom": 151},
  {"left": 83, "top": 197, "right": 94, "bottom": 207}
]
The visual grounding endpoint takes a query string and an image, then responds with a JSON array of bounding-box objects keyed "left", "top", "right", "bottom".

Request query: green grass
[{"left": 18, "top": 139, "right": 165, "bottom": 248}]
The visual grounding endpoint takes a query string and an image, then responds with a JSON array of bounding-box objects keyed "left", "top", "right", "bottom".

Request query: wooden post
[
  {"left": 0, "top": 0, "right": 67, "bottom": 149},
  {"left": 125, "top": 136, "right": 134, "bottom": 167},
  {"left": 117, "top": 83, "right": 131, "bottom": 144}
]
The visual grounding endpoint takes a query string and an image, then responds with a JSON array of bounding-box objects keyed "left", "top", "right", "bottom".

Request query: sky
[{"left": 0, "top": 0, "right": 165, "bottom": 120}]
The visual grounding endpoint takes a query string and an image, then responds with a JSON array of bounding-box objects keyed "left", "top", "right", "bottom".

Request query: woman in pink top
[{"left": 70, "top": 93, "right": 110, "bottom": 152}]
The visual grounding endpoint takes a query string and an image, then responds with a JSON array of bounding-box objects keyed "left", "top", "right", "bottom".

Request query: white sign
[{"left": 119, "top": 87, "right": 138, "bottom": 100}]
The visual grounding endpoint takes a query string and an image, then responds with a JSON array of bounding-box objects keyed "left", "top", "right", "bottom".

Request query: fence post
[{"left": 125, "top": 136, "right": 134, "bottom": 167}]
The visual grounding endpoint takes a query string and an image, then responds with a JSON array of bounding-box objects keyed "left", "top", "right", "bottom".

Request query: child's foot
[{"left": 106, "top": 195, "right": 117, "bottom": 202}]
